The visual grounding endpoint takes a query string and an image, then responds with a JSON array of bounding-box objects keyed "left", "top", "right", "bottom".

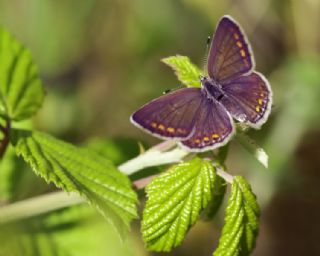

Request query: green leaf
[
  {"left": 162, "top": 55, "right": 202, "bottom": 88},
  {"left": 10, "top": 129, "right": 138, "bottom": 237},
  {"left": 214, "top": 176, "right": 260, "bottom": 256},
  {"left": 0, "top": 28, "right": 44, "bottom": 121},
  {"left": 142, "top": 157, "right": 216, "bottom": 251},
  {"left": 236, "top": 132, "right": 269, "bottom": 168}
]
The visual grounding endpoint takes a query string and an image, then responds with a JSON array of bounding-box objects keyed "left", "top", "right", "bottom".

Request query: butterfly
[{"left": 131, "top": 15, "right": 272, "bottom": 152}]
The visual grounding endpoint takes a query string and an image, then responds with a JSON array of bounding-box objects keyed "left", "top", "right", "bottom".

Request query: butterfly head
[
  {"left": 200, "top": 75, "right": 215, "bottom": 88},
  {"left": 200, "top": 75, "right": 211, "bottom": 85}
]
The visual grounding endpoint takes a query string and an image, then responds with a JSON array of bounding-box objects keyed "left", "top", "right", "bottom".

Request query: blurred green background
[{"left": 0, "top": 0, "right": 320, "bottom": 255}]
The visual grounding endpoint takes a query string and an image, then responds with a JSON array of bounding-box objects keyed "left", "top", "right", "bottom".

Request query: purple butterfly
[{"left": 131, "top": 15, "right": 272, "bottom": 152}]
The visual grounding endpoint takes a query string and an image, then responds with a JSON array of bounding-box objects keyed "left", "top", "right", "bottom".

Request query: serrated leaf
[
  {"left": 142, "top": 157, "right": 216, "bottom": 251},
  {"left": 236, "top": 132, "right": 269, "bottom": 168},
  {"left": 9, "top": 129, "right": 138, "bottom": 237},
  {"left": 162, "top": 55, "right": 202, "bottom": 88},
  {"left": 214, "top": 176, "right": 260, "bottom": 256},
  {"left": 0, "top": 28, "right": 44, "bottom": 121}
]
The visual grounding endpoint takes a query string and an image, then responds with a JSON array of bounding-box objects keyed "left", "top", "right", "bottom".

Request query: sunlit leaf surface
[
  {"left": 142, "top": 158, "right": 216, "bottom": 251},
  {"left": 162, "top": 55, "right": 202, "bottom": 88},
  {"left": 10, "top": 129, "right": 138, "bottom": 237}
]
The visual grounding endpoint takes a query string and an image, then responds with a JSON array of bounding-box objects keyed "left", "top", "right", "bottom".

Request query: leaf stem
[
  {"left": 215, "top": 165, "right": 234, "bottom": 184},
  {"left": 118, "top": 141, "right": 189, "bottom": 175}
]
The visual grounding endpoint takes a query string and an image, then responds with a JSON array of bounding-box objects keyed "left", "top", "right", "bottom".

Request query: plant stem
[
  {"left": 0, "top": 192, "right": 84, "bottom": 224},
  {"left": 216, "top": 166, "right": 234, "bottom": 184},
  {"left": 118, "top": 142, "right": 189, "bottom": 175}
]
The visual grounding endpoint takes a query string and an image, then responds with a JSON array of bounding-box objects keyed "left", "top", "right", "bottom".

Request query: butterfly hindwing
[
  {"left": 179, "top": 98, "right": 235, "bottom": 152},
  {"left": 220, "top": 71, "right": 272, "bottom": 128},
  {"left": 208, "top": 16, "right": 253, "bottom": 84},
  {"left": 131, "top": 88, "right": 202, "bottom": 140}
]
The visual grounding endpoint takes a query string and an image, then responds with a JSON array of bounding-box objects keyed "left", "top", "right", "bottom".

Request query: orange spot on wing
[
  {"left": 167, "top": 127, "right": 175, "bottom": 133},
  {"left": 255, "top": 106, "right": 260, "bottom": 112},
  {"left": 158, "top": 124, "right": 165, "bottom": 130},
  {"left": 258, "top": 99, "right": 263, "bottom": 105},
  {"left": 212, "top": 134, "right": 220, "bottom": 139},
  {"left": 151, "top": 122, "right": 157, "bottom": 128},
  {"left": 240, "top": 49, "right": 246, "bottom": 57},
  {"left": 236, "top": 41, "right": 242, "bottom": 48},
  {"left": 234, "top": 33, "right": 239, "bottom": 39},
  {"left": 203, "top": 136, "right": 210, "bottom": 142}
]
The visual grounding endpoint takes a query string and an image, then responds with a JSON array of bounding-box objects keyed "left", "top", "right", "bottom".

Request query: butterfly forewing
[
  {"left": 131, "top": 88, "right": 202, "bottom": 140},
  {"left": 179, "top": 98, "right": 234, "bottom": 152},
  {"left": 208, "top": 16, "right": 253, "bottom": 83},
  {"left": 220, "top": 72, "right": 272, "bottom": 128}
]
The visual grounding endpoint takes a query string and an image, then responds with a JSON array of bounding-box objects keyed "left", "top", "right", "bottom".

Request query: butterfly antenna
[{"left": 202, "top": 35, "right": 211, "bottom": 74}]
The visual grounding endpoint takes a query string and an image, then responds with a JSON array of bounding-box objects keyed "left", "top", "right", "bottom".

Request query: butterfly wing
[
  {"left": 220, "top": 71, "right": 272, "bottom": 129},
  {"left": 179, "top": 97, "right": 235, "bottom": 152},
  {"left": 207, "top": 15, "right": 254, "bottom": 84},
  {"left": 131, "top": 88, "right": 203, "bottom": 140}
]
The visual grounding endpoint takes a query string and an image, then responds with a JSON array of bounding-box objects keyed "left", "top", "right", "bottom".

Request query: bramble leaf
[
  {"left": 10, "top": 129, "right": 138, "bottom": 237},
  {"left": 214, "top": 176, "right": 260, "bottom": 256},
  {"left": 162, "top": 55, "right": 202, "bottom": 88},
  {"left": 142, "top": 157, "right": 216, "bottom": 251},
  {"left": 0, "top": 28, "right": 44, "bottom": 121}
]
